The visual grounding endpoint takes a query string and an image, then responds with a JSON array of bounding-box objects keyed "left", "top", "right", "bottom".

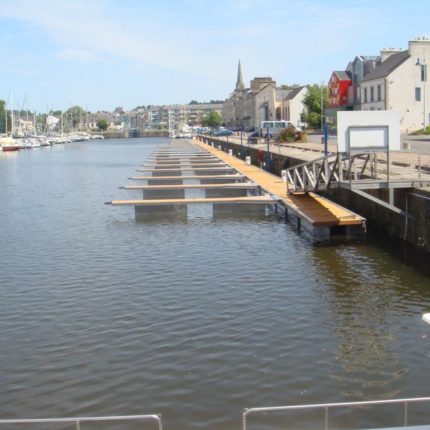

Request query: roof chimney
[{"left": 380, "top": 47, "right": 403, "bottom": 62}]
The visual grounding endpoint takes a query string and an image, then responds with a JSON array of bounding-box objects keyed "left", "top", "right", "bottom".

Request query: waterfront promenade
[{"left": 224, "top": 134, "right": 430, "bottom": 179}]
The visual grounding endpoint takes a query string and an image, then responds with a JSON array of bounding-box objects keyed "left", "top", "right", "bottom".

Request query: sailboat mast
[
  {"left": 5, "top": 101, "right": 8, "bottom": 134},
  {"left": 11, "top": 93, "right": 14, "bottom": 136}
]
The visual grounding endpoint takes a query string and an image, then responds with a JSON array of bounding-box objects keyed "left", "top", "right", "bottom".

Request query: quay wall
[
  {"left": 199, "top": 136, "right": 430, "bottom": 252},
  {"left": 100, "top": 130, "right": 169, "bottom": 139}
]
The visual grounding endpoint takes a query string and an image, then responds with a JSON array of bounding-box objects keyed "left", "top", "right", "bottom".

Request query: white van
[{"left": 260, "top": 120, "right": 301, "bottom": 136}]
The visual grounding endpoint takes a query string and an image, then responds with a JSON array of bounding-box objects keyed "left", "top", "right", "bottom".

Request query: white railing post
[
  {"left": 324, "top": 406, "right": 329, "bottom": 430},
  {"left": 404, "top": 401, "right": 408, "bottom": 427}
]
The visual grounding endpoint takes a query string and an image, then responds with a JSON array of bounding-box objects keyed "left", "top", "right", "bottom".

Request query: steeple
[{"left": 235, "top": 60, "right": 245, "bottom": 91}]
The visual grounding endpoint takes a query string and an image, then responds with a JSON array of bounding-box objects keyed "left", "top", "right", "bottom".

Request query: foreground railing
[
  {"left": 243, "top": 397, "right": 430, "bottom": 430},
  {"left": 0, "top": 414, "right": 162, "bottom": 430}
]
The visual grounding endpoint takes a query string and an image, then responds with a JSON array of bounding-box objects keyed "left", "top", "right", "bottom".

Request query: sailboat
[
  {"left": 0, "top": 135, "right": 20, "bottom": 151},
  {"left": 0, "top": 98, "right": 20, "bottom": 151}
]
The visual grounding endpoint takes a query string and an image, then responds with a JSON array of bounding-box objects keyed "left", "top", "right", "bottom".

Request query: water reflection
[
  {"left": 1, "top": 139, "right": 430, "bottom": 430},
  {"left": 309, "top": 245, "right": 430, "bottom": 401}
]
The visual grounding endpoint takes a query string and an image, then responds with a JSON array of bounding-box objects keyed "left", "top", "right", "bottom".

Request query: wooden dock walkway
[
  {"left": 121, "top": 183, "right": 258, "bottom": 190},
  {"left": 195, "top": 140, "right": 365, "bottom": 228},
  {"left": 107, "top": 196, "right": 273, "bottom": 206},
  {"left": 138, "top": 167, "right": 235, "bottom": 172},
  {"left": 129, "top": 174, "right": 246, "bottom": 181},
  {"left": 106, "top": 141, "right": 365, "bottom": 239}
]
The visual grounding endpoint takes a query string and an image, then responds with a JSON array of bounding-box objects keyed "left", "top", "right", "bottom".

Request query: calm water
[{"left": 1, "top": 138, "right": 430, "bottom": 430}]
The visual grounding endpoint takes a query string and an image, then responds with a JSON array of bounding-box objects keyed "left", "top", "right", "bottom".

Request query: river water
[{"left": 1, "top": 138, "right": 430, "bottom": 430}]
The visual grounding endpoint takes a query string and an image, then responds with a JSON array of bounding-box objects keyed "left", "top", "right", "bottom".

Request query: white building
[
  {"left": 360, "top": 37, "right": 430, "bottom": 132},
  {"left": 282, "top": 86, "right": 308, "bottom": 128}
]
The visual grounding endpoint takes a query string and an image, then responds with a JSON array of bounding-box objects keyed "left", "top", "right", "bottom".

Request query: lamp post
[
  {"left": 416, "top": 59, "right": 427, "bottom": 129},
  {"left": 320, "top": 82, "right": 325, "bottom": 132}
]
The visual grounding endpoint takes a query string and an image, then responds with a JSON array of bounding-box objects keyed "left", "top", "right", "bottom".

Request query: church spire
[{"left": 235, "top": 60, "right": 244, "bottom": 91}]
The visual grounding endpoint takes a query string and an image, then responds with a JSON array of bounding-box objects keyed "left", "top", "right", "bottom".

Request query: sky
[{"left": 0, "top": 0, "right": 429, "bottom": 112}]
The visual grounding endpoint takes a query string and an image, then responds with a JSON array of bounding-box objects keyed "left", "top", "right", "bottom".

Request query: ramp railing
[
  {"left": 243, "top": 397, "right": 430, "bottom": 430},
  {"left": 284, "top": 153, "right": 381, "bottom": 194}
]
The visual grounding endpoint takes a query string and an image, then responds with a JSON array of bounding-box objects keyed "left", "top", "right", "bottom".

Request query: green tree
[
  {"left": 202, "top": 111, "right": 222, "bottom": 127},
  {"left": 0, "top": 100, "right": 6, "bottom": 133},
  {"left": 65, "top": 105, "right": 86, "bottom": 129},
  {"left": 96, "top": 118, "right": 109, "bottom": 131},
  {"left": 189, "top": 100, "right": 199, "bottom": 105},
  {"left": 300, "top": 84, "right": 328, "bottom": 130}
]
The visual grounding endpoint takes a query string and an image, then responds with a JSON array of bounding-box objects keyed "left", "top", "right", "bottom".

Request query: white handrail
[
  {"left": 0, "top": 414, "right": 162, "bottom": 430},
  {"left": 243, "top": 397, "right": 430, "bottom": 430}
]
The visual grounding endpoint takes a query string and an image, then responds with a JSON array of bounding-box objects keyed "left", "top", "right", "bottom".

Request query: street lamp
[
  {"left": 320, "top": 81, "right": 325, "bottom": 132},
  {"left": 416, "top": 58, "right": 427, "bottom": 129}
]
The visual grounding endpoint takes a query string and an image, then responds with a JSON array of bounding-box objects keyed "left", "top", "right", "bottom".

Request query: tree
[
  {"left": 96, "top": 118, "right": 109, "bottom": 131},
  {"left": 0, "top": 100, "right": 6, "bottom": 133},
  {"left": 65, "top": 105, "right": 86, "bottom": 129},
  {"left": 189, "top": 100, "right": 199, "bottom": 105},
  {"left": 300, "top": 84, "right": 328, "bottom": 130},
  {"left": 202, "top": 111, "right": 222, "bottom": 127}
]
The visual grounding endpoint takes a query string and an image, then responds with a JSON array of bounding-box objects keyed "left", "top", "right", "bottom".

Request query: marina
[
  {"left": 2, "top": 3, "right": 430, "bottom": 429},
  {"left": 2, "top": 138, "right": 430, "bottom": 430},
  {"left": 108, "top": 139, "right": 365, "bottom": 241}
]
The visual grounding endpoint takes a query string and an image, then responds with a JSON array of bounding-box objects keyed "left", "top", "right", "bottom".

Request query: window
[
  {"left": 421, "top": 64, "right": 427, "bottom": 82},
  {"left": 416, "top": 87, "right": 422, "bottom": 101},
  {"left": 364, "top": 88, "right": 368, "bottom": 103},
  {"left": 370, "top": 86, "right": 374, "bottom": 102},
  {"left": 377, "top": 84, "right": 382, "bottom": 101}
]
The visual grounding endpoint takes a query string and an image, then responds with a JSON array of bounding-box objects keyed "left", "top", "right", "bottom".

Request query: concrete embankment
[
  {"left": 199, "top": 135, "right": 430, "bottom": 252},
  {"left": 100, "top": 130, "right": 169, "bottom": 139}
]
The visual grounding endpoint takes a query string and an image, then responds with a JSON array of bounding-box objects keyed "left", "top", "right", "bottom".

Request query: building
[
  {"left": 145, "top": 103, "right": 223, "bottom": 130},
  {"left": 88, "top": 111, "right": 125, "bottom": 130},
  {"left": 223, "top": 61, "right": 306, "bottom": 130},
  {"left": 325, "top": 55, "right": 381, "bottom": 126},
  {"left": 328, "top": 71, "right": 352, "bottom": 108},
  {"left": 360, "top": 37, "right": 430, "bottom": 132},
  {"left": 346, "top": 55, "right": 381, "bottom": 106},
  {"left": 282, "top": 86, "right": 308, "bottom": 128}
]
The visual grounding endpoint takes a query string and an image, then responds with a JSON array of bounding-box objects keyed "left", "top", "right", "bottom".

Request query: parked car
[
  {"left": 261, "top": 121, "right": 302, "bottom": 136},
  {"left": 248, "top": 130, "right": 261, "bottom": 144},
  {"left": 212, "top": 128, "right": 233, "bottom": 136}
]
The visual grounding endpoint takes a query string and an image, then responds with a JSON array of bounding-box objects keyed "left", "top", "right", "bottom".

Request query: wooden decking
[
  {"left": 107, "top": 140, "right": 365, "bottom": 232},
  {"left": 195, "top": 140, "right": 365, "bottom": 227},
  {"left": 107, "top": 196, "right": 274, "bottom": 206},
  {"left": 122, "top": 183, "right": 258, "bottom": 190},
  {"left": 138, "top": 167, "right": 235, "bottom": 172},
  {"left": 129, "top": 174, "right": 246, "bottom": 181}
]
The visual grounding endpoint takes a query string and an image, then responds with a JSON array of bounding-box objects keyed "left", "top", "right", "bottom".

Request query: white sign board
[{"left": 337, "top": 111, "right": 400, "bottom": 153}]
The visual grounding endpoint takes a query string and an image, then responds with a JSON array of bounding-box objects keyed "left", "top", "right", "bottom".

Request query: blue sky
[{"left": 0, "top": 0, "right": 429, "bottom": 112}]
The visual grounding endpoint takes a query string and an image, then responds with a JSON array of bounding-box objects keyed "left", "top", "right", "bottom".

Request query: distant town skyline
[{"left": 0, "top": 0, "right": 429, "bottom": 112}]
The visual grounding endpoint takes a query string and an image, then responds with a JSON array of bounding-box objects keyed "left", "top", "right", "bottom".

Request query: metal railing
[
  {"left": 243, "top": 397, "right": 430, "bottom": 430},
  {"left": 0, "top": 414, "right": 162, "bottom": 430}
]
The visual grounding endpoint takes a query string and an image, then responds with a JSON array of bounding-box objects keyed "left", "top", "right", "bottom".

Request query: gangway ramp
[{"left": 195, "top": 139, "right": 365, "bottom": 232}]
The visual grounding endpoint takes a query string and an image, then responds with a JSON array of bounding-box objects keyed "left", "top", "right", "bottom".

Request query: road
[{"left": 306, "top": 133, "right": 430, "bottom": 155}]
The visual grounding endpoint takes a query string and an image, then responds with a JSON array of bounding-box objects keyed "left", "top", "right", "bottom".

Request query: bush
[
  {"left": 279, "top": 125, "right": 302, "bottom": 143},
  {"left": 411, "top": 126, "right": 430, "bottom": 135}
]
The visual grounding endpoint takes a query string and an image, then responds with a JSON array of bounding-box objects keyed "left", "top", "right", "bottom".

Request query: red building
[{"left": 328, "top": 71, "right": 352, "bottom": 108}]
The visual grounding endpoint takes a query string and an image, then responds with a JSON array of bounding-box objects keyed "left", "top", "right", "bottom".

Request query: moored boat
[{"left": 0, "top": 136, "right": 20, "bottom": 151}]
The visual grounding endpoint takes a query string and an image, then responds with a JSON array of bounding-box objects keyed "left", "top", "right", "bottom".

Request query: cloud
[
  {"left": 56, "top": 48, "right": 107, "bottom": 63},
  {"left": 1, "top": 0, "right": 428, "bottom": 110}
]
